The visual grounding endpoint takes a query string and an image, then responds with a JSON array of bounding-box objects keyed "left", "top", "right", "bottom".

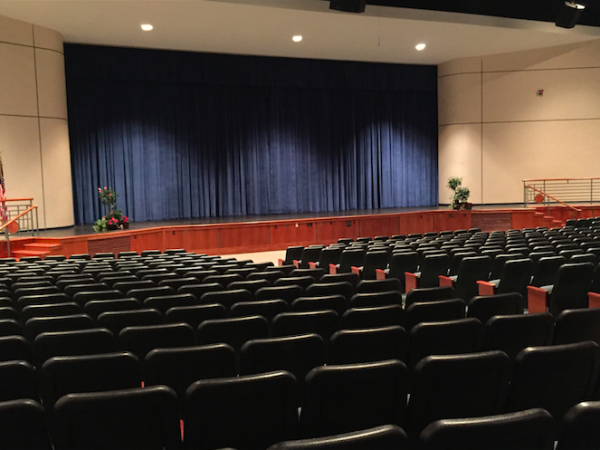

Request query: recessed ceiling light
[
  {"left": 415, "top": 43, "right": 426, "bottom": 51},
  {"left": 292, "top": 35, "right": 303, "bottom": 42},
  {"left": 141, "top": 24, "right": 153, "bottom": 31}
]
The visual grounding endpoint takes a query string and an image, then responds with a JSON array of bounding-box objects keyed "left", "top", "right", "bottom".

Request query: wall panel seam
[
  {"left": 482, "top": 66, "right": 600, "bottom": 74},
  {"left": 438, "top": 71, "right": 482, "bottom": 79},
  {"left": 0, "top": 39, "right": 64, "bottom": 54},
  {"left": 482, "top": 118, "right": 600, "bottom": 124}
]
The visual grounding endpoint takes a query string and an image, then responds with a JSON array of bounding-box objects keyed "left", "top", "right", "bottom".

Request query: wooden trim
[
  {"left": 2, "top": 198, "right": 34, "bottom": 202},
  {"left": 439, "top": 275, "right": 454, "bottom": 287},
  {"left": 477, "top": 280, "right": 496, "bottom": 296},
  {"left": 328, "top": 263, "right": 337, "bottom": 275},
  {"left": 405, "top": 272, "right": 418, "bottom": 292},
  {"left": 589, "top": 292, "right": 600, "bottom": 309},
  {"left": 527, "top": 285, "right": 548, "bottom": 313},
  {"left": 376, "top": 269, "right": 387, "bottom": 280},
  {"left": 351, "top": 266, "right": 361, "bottom": 277}
]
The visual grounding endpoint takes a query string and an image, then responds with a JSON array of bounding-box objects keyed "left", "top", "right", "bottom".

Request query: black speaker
[{"left": 329, "top": 0, "right": 367, "bottom": 13}]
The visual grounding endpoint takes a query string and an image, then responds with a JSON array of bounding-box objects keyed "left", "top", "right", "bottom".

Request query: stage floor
[{"left": 37, "top": 204, "right": 526, "bottom": 238}]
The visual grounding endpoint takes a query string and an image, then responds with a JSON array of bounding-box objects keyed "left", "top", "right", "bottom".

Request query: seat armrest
[
  {"left": 589, "top": 292, "right": 600, "bottom": 309},
  {"left": 293, "top": 260, "right": 300, "bottom": 269},
  {"left": 477, "top": 280, "right": 497, "bottom": 296},
  {"left": 527, "top": 285, "right": 549, "bottom": 313},
  {"left": 308, "top": 262, "right": 318, "bottom": 270},
  {"left": 376, "top": 269, "right": 387, "bottom": 280},
  {"left": 329, "top": 263, "right": 338, "bottom": 275},
  {"left": 405, "top": 272, "right": 419, "bottom": 292},
  {"left": 351, "top": 266, "right": 362, "bottom": 277},
  {"left": 439, "top": 275, "right": 455, "bottom": 287},
  {"left": 278, "top": 258, "right": 284, "bottom": 266}
]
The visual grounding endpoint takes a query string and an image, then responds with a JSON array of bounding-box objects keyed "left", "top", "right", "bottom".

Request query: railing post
[
  {"left": 5, "top": 228, "right": 9, "bottom": 258},
  {"left": 35, "top": 207, "right": 39, "bottom": 236}
]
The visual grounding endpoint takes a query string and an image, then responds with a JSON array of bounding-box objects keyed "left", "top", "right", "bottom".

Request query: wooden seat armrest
[
  {"left": 278, "top": 258, "right": 284, "bottom": 266},
  {"left": 439, "top": 275, "right": 454, "bottom": 287},
  {"left": 477, "top": 280, "right": 496, "bottom": 296},
  {"left": 405, "top": 272, "right": 418, "bottom": 292},
  {"left": 308, "top": 262, "right": 318, "bottom": 270},
  {"left": 589, "top": 292, "right": 600, "bottom": 309},
  {"left": 293, "top": 260, "right": 300, "bottom": 269},
  {"left": 351, "top": 266, "right": 361, "bottom": 277},
  {"left": 376, "top": 269, "right": 387, "bottom": 280},
  {"left": 329, "top": 263, "right": 338, "bottom": 275},
  {"left": 527, "top": 285, "right": 549, "bottom": 313}
]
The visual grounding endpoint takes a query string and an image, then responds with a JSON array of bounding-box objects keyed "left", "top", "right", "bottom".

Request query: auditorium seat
[
  {"left": 145, "top": 344, "right": 236, "bottom": 410},
  {"left": 0, "top": 335, "right": 31, "bottom": 363},
  {"left": 240, "top": 333, "right": 324, "bottom": 404},
  {"left": 405, "top": 254, "right": 450, "bottom": 292},
  {"left": 466, "top": 293, "right": 524, "bottom": 326},
  {"left": 164, "top": 303, "right": 227, "bottom": 329},
  {"left": 527, "top": 262, "right": 594, "bottom": 315},
  {"left": 200, "top": 289, "right": 253, "bottom": 309},
  {"left": 267, "top": 425, "right": 408, "bottom": 450},
  {"left": 99, "top": 274, "right": 138, "bottom": 288},
  {"left": 54, "top": 386, "right": 180, "bottom": 450},
  {"left": 24, "top": 314, "right": 95, "bottom": 342},
  {"left": 328, "top": 326, "right": 408, "bottom": 364},
  {"left": 505, "top": 341, "right": 600, "bottom": 427},
  {"left": 248, "top": 270, "right": 286, "bottom": 283},
  {"left": 97, "top": 309, "right": 162, "bottom": 336},
  {"left": 439, "top": 255, "right": 491, "bottom": 303},
  {"left": 230, "top": 299, "right": 289, "bottom": 323},
  {"left": 291, "top": 295, "right": 347, "bottom": 316},
  {"left": 177, "top": 283, "right": 223, "bottom": 298},
  {"left": 404, "top": 286, "right": 456, "bottom": 308},
  {"left": 0, "top": 360, "right": 38, "bottom": 401},
  {"left": 320, "top": 272, "right": 360, "bottom": 290},
  {"left": 143, "top": 293, "right": 198, "bottom": 314},
  {"left": 290, "top": 268, "right": 327, "bottom": 280},
  {"left": 300, "top": 360, "right": 407, "bottom": 438},
  {"left": 72, "top": 289, "right": 125, "bottom": 305},
  {"left": 306, "top": 282, "right": 353, "bottom": 301},
  {"left": 356, "top": 278, "right": 402, "bottom": 294},
  {"left": 227, "top": 279, "right": 272, "bottom": 294},
  {"left": 272, "top": 311, "right": 339, "bottom": 347},
  {"left": 419, "top": 408, "right": 554, "bottom": 450},
  {"left": 83, "top": 298, "right": 141, "bottom": 319},
  {"left": 0, "top": 399, "right": 52, "bottom": 450},
  {"left": 40, "top": 352, "right": 141, "bottom": 412},
  {"left": 117, "top": 323, "right": 195, "bottom": 375},
  {"left": 309, "top": 247, "right": 342, "bottom": 272},
  {"left": 255, "top": 285, "right": 304, "bottom": 305},
  {"left": 404, "top": 351, "right": 511, "bottom": 444},
  {"left": 557, "top": 401, "right": 600, "bottom": 450},
  {"left": 341, "top": 304, "right": 405, "bottom": 330},
  {"left": 407, "top": 318, "right": 484, "bottom": 380},
  {"left": 349, "top": 291, "right": 402, "bottom": 308},
  {"left": 477, "top": 259, "right": 534, "bottom": 301},
  {"left": 0, "top": 319, "right": 22, "bottom": 337},
  {"left": 275, "top": 276, "right": 316, "bottom": 290},
  {"left": 33, "top": 328, "right": 115, "bottom": 368},
  {"left": 405, "top": 299, "right": 466, "bottom": 331},
  {"left": 197, "top": 315, "right": 269, "bottom": 371},
  {"left": 180, "top": 269, "right": 218, "bottom": 282},
  {"left": 20, "top": 302, "right": 82, "bottom": 324},
  {"left": 331, "top": 249, "right": 365, "bottom": 274},
  {"left": 282, "top": 246, "right": 304, "bottom": 266},
  {"left": 351, "top": 251, "right": 389, "bottom": 280},
  {"left": 184, "top": 371, "right": 297, "bottom": 450}
]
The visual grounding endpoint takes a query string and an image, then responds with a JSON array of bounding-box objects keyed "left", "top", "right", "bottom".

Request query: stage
[{"left": 2, "top": 204, "right": 596, "bottom": 259}]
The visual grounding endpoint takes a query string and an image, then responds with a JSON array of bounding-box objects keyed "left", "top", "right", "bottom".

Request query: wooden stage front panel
[{"left": 2, "top": 207, "right": 594, "bottom": 258}]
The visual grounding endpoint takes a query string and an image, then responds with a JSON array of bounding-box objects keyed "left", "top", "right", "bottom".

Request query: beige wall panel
[
  {"left": 482, "top": 120, "right": 600, "bottom": 203},
  {"left": 33, "top": 25, "right": 63, "bottom": 53},
  {"left": 0, "top": 43, "right": 37, "bottom": 117},
  {"left": 438, "top": 73, "right": 482, "bottom": 126},
  {"left": 40, "top": 118, "right": 74, "bottom": 228},
  {"left": 35, "top": 49, "right": 68, "bottom": 120},
  {"left": 483, "top": 68, "right": 600, "bottom": 123},
  {"left": 438, "top": 57, "right": 481, "bottom": 77},
  {"left": 483, "top": 39, "right": 600, "bottom": 73},
  {"left": 0, "top": 15, "right": 32, "bottom": 46},
  {"left": 0, "top": 115, "right": 45, "bottom": 226},
  {"left": 438, "top": 124, "right": 482, "bottom": 204}
]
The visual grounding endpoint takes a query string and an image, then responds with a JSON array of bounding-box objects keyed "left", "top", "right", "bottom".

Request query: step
[
  {"left": 12, "top": 249, "right": 50, "bottom": 258},
  {"left": 23, "top": 243, "right": 62, "bottom": 251}
]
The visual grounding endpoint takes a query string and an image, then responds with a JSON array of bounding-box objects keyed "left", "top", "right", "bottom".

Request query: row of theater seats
[
  {"left": 5, "top": 241, "right": 597, "bottom": 448},
  {"left": 282, "top": 223, "right": 600, "bottom": 316}
]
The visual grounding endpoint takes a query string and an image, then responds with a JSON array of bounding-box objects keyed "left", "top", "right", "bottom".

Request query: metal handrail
[
  {"left": 0, "top": 204, "right": 39, "bottom": 257},
  {"left": 524, "top": 185, "right": 582, "bottom": 213},
  {"left": 523, "top": 177, "right": 600, "bottom": 207}
]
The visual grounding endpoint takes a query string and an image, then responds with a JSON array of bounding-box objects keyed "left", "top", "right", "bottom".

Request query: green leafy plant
[
  {"left": 93, "top": 217, "right": 108, "bottom": 232},
  {"left": 447, "top": 177, "right": 472, "bottom": 210},
  {"left": 98, "top": 187, "right": 117, "bottom": 208}
]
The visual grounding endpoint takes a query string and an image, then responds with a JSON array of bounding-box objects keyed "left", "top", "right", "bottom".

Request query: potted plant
[
  {"left": 94, "top": 187, "right": 131, "bottom": 231},
  {"left": 448, "top": 177, "right": 472, "bottom": 210}
]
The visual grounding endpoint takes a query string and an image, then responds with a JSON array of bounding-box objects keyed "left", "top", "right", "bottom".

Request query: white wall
[
  {"left": 0, "top": 14, "right": 73, "bottom": 228},
  {"left": 438, "top": 39, "right": 600, "bottom": 204}
]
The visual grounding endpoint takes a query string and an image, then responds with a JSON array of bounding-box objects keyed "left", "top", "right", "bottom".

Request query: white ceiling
[{"left": 0, "top": 0, "right": 599, "bottom": 65}]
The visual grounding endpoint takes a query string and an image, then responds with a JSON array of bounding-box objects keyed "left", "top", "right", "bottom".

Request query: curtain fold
[{"left": 65, "top": 45, "right": 438, "bottom": 224}]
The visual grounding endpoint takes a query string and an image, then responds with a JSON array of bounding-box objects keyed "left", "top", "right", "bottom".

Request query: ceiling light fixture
[
  {"left": 141, "top": 24, "right": 153, "bottom": 31},
  {"left": 556, "top": 1, "right": 587, "bottom": 28},
  {"left": 292, "top": 35, "right": 303, "bottom": 42},
  {"left": 415, "top": 43, "right": 426, "bottom": 51}
]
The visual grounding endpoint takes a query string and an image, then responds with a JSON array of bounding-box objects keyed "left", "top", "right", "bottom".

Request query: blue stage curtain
[{"left": 65, "top": 45, "right": 438, "bottom": 224}]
